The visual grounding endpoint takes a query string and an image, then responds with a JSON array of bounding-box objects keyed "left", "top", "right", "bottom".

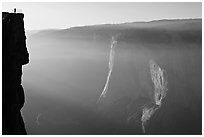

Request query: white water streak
[
  {"left": 149, "top": 60, "right": 167, "bottom": 106},
  {"left": 98, "top": 36, "right": 117, "bottom": 101},
  {"left": 141, "top": 60, "right": 168, "bottom": 134}
]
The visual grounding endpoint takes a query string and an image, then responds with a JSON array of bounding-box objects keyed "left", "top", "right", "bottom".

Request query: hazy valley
[{"left": 22, "top": 19, "right": 202, "bottom": 134}]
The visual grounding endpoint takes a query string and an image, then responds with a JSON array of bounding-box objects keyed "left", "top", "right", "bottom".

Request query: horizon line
[{"left": 25, "top": 17, "right": 202, "bottom": 31}]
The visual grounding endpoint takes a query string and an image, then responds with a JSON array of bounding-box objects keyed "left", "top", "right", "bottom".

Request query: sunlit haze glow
[
  {"left": 2, "top": 2, "right": 202, "bottom": 134},
  {"left": 2, "top": 2, "right": 202, "bottom": 30}
]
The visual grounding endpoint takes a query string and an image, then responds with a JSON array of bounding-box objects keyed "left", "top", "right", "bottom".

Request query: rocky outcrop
[{"left": 2, "top": 12, "right": 29, "bottom": 134}]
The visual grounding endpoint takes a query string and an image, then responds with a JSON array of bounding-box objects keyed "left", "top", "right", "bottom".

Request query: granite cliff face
[
  {"left": 2, "top": 12, "right": 29, "bottom": 134},
  {"left": 22, "top": 19, "right": 201, "bottom": 134}
]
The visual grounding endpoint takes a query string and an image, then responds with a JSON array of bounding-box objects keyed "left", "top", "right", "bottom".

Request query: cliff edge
[{"left": 2, "top": 12, "right": 29, "bottom": 134}]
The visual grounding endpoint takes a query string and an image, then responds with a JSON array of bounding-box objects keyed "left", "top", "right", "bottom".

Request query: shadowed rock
[{"left": 2, "top": 12, "right": 29, "bottom": 134}]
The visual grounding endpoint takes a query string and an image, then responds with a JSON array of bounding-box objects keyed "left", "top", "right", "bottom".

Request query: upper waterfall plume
[{"left": 98, "top": 36, "right": 117, "bottom": 102}]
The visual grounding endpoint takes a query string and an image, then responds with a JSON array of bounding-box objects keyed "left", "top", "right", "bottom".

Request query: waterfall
[
  {"left": 141, "top": 60, "right": 168, "bottom": 133},
  {"left": 98, "top": 36, "right": 117, "bottom": 102}
]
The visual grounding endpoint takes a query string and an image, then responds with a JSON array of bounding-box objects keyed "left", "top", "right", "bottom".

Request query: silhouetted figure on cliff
[{"left": 2, "top": 12, "right": 29, "bottom": 135}]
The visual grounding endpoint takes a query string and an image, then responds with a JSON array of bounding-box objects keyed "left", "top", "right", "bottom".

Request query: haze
[
  {"left": 2, "top": 2, "right": 202, "bottom": 30},
  {"left": 2, "top": 2, "right": 202, "bottom": 135}
]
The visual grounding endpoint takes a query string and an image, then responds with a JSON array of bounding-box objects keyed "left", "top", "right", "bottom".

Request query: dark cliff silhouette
[{"left": 2, "top": 12, "right": 29, "bottom": 134}]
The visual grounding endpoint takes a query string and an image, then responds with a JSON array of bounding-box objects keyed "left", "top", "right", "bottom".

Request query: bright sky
[{"left": 2, "top": 2, "right": 202, "bottom": 30}]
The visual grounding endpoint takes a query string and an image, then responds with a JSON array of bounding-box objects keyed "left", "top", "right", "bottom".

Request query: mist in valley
[{"left": 22, "top": 19, "right": 202, "bottom": 134}]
